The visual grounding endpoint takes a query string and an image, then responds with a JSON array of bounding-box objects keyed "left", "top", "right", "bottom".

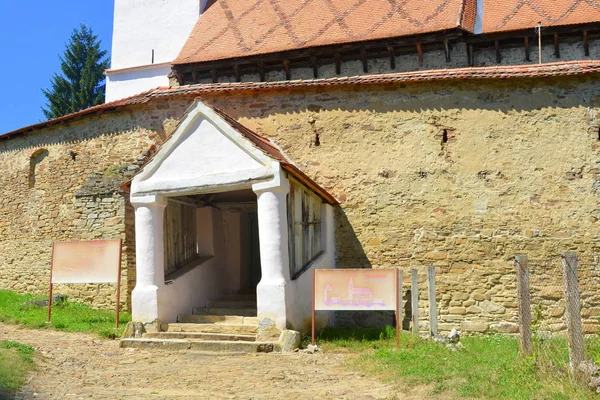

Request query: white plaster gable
[{"left": 131, "top": 100, "right": 278, "bottom": 197}]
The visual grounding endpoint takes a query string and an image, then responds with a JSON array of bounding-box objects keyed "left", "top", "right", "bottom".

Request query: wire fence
[
  {"left": 519, "top": 253, "right": 600, "bottom": 381},
  {"left": 528, "top": 257, "right": 570, "bottom": 375}
]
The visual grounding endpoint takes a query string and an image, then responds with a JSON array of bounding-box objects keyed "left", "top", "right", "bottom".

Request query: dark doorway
[{"left": 245, "top": 212, "right": 262, "bottom": 289}]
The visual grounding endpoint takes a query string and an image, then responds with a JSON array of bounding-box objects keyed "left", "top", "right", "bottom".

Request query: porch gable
[{"left": 131, "top": 100, "right": 277, "bottom": 196}]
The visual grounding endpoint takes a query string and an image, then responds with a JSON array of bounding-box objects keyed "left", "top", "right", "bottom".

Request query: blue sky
[{"left": 0, "top": 1, "right": 114, "bottom": 134}]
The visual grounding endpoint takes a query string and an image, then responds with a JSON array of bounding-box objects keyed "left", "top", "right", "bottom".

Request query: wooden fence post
[
  {"left": 515, "top": 255, "right": 532, "bottom": 356},
  {"left": 427, "top": 266, "right": 438, "bottom": 337},
  {"left": 398, "top": 270, "right": 403, "bottom": 332},
  {"left": 411, "top": 268, "right": 419, "bottom": 335},
  {"left": 562, "top": 251, "right": 585, "bottom": 372}
]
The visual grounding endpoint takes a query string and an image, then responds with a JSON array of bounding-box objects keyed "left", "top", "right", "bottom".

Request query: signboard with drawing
[
  {"left": 48, "top": 240, "right": 123, "bottom": 327},
  {"left": 312, "top": 269, "right": 402, "bottom": 347},
  {"left": 314, "top": 269, "right": 397, "bottom": 311}
]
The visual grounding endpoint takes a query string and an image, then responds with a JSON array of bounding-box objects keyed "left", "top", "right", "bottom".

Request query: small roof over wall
[
  {"left": 483, "top": 0, "right": 600, "bottom": 33},
  {"left": 130, "top": 99, "right": 338, "bottom": 205},
  {"left": 174, "top": 0, "right": 477, "bottom": 65},
  {"left": 3, "top": 61, "right": 600, "bottom": 140}
]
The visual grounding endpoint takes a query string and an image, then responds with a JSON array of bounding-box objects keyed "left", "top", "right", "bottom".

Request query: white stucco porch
[{"left": 129, "top": 100, "right": 336, "bottom": 333}]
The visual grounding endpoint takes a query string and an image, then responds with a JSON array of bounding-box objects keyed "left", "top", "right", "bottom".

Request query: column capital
[
  {"left": 130, "top": 194, "right": 168, "bottom": 209},
  {"left": 253, "top": 164, "right": 290, "bottom": 196}
]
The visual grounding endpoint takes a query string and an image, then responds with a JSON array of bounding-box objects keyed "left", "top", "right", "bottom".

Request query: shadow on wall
[
  {"left": 333, "top": 208, "right": 397, "bottom": 328},
  {"left": 334, "top": 207, "right": 371, "bottom": 269}
]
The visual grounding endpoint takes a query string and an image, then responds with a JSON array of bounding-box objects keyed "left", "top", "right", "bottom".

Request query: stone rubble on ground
[
  {"left": 578, "top": 360, "right": 600, "bottom": 393},
  {"left": 428, "top": 328, "right": 464, "bottom": 351},
  {"left": 305, "top": 344, "right": 320, "bottom": 354},
  {"left": 20, "top": 294, "right": 68, "bottom": 309}
]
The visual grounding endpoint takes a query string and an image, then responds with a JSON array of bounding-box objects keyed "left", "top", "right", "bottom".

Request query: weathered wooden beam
[
  {"left": 554, "top": 33, "right": 560, "bottom": 58},
  {"left": 387, "top": 46, "right": 396, "bottom": 69},
  {"left": 584, "top": 31, "right": 590, "bottom": 56},
  {"left": 334, "top": 53, "right": 341, "bottom": 75},
  {"left": 524, "top": 37, "right": 531, "bottom": 62},
  {"left": 283, "top": 59, "right": 291, "bottom": 80},
  {"left": 562, "top": 252, "right": 584, "bottom": 373},
  {"left": 427, "top": 266, "right": 438, "bottom": 337},
  {"left": 258, "top": 62, "right": 266, "bottom": 82},
  {"left": 515, "top": 255, "right": 533, "bottom": 356},
  {"left": 233, "top": 64, "right": 241, "bottom": 82},
  {"left": 360, "top": 49, "right": 368, "bottom": 73},
  {"left": 416, "top": 43, "right": 423, "bottom": 67},
  {"left": 467, "top": 44, "right": 474, "bottom": 67},
  {"left": 191, "top": 70, "right": 198, "bottom": 83},
  {"left": 495, "top": 40, "right": 501, "bottom": 63},
  {"left": 210, "top": 69, "right": 218, "bottom": 83},
  {"left": 411, "top": 268, "right": 419, "bottom": 335},
  {"left": 444, "top": 40, "right": 451, "bottom": 62},
  {"left": 310, "top": 55, "right": 318, "bottom": 79}
]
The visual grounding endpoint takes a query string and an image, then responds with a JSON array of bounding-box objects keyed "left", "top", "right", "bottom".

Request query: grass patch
[
  {"left": 316, "top": 327, "right": 597, "bottom": 399},
  {"left": 0, "top": 290, "right": 130, "bottom": 339},
  {"left": 0, "top": 341, "right": 34, "bottom": 398}
]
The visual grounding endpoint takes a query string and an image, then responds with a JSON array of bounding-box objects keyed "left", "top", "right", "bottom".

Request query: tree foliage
[{"left": 42, "top": 25, "right": 110, "bottom": 119}]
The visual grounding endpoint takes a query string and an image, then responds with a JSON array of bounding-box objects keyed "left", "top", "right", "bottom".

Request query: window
[
  {"left": 164, "top": 200, "right": 198, "bottom": 278},
  {"left": 287, "top": 178, "right": 323, "bottom": 279},
  {"left": 29, "top": 149, "right": 49, "bottom": 188}
]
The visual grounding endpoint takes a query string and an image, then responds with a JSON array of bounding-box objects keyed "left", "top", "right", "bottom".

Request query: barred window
[{"left": 288, "top": 178, "right": 323, "bottom": 279}]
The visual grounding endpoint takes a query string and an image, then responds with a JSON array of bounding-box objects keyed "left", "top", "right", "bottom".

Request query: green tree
[{"left": 42, "top": 25, "right": 110, "bottom": 119}]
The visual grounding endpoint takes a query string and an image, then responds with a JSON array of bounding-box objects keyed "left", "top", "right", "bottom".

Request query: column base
[
  {"left": 132, "top": 284, "right": 160, "bottom": 323},
  {"left": 257, "top": 281, "right": 287, "bottom": 339}
]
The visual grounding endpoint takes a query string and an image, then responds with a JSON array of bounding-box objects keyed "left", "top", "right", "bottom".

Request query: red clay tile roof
[
  {"left": 4, "top": 60, "right": 600, "bottom": 141},
  {"left": 175, "top": 0, "right": 477, "bottom": 65},
  {"left": 483, "top": 0, "right": 600, "bottom": 33}
]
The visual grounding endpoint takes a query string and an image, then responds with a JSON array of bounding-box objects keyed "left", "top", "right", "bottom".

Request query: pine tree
[{"left": 42, "top": 25, "right": 110, "bottom": 119}]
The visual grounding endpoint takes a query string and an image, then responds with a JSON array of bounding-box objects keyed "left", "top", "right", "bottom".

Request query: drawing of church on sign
[
  {"left": 324, "top": 279, "right": 385, "bottom": 308},
  {"left": 348, "top": 279, "right": 373, "bottom": 303}
]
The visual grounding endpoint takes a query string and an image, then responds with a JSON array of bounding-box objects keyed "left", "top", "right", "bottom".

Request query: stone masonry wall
[
  {"left": 0, "top": 98, "right": 193, "bottom": 310},
  {"left": 201, "top": 74, "right": 600, "bottom": 334}
]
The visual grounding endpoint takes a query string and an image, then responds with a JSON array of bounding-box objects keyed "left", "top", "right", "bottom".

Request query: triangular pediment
[{"left": 131, "top": 100, "right": 277, "bottom": 196}]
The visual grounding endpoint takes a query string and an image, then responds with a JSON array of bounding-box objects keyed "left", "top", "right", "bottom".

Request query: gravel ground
[{"left": 0, "top": 323, "right": 426, "bottom": 400}]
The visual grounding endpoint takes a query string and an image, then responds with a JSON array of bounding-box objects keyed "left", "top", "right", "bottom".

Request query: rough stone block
[
  {"left": 279, "top": 329, "right": 301, "bottom": 352},
  {"left": 480, "top": 300, "right": 505, "bottom": 314},
  {"left": 449, "top": 307, "right": 467, "bottom": 315},
  {"left": 540, "top": 286, "right": 563, "bottom": 300},
  {"left": 461, "top": 321, "right": 488, "bottom": 333},
  {"left": 491, "top": 322, "right": 519, "bottom": 334}
]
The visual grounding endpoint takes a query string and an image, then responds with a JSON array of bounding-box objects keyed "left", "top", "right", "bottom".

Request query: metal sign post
[{"left": 48, "top": 239, "right": 123, "bottom": 328}]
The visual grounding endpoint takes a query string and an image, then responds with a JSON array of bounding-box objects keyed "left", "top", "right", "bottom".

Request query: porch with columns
[{"left": 128, "top": 99, "right": 337, "bottom": 335}]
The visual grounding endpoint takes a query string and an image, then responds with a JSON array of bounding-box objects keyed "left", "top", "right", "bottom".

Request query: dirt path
[{"left": 0, "top": 324, "right": 420, "bottom": 400}]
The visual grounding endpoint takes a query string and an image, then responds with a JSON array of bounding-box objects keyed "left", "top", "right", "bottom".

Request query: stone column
[
  {"left": 131, "top": 195, "right": 167, "bottom": 323},
  {"left": 253, "top": 168, "right": 291, "bottom": 335}
]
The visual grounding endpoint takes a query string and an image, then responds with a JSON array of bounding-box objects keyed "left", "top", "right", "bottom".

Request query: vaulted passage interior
[{"left": 163, "top": 190, "right": 262, "bottom": 306}]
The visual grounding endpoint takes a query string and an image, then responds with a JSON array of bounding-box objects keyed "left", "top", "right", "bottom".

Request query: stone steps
[
  {"left": 177, "top": 314, "right": 258, "bottom": 325},
  {"left": 220, "top": 293, "right": 257, "bottom": 302},
  {"left": 121, "top": 338, "right": 277, "bottom": 353},
  {"left": 144, "top": 331, "right": 256, "bottom": 342},
  {"left": 206, "top": 299, "right": 257, "bottom": 309},
  {"left": 192, "top": 307, "right": 256, "bottom": 317},
  {"left": 120, "top": 292, "right": 273, "bottom": 353},
  {"left": 165, "top": 322, "right": 258, "bottom": 335}
]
